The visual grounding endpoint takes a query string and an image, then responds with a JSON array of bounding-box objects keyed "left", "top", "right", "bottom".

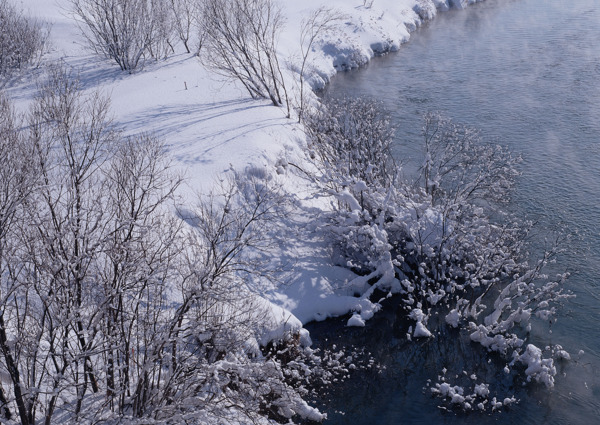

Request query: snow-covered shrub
[
  {"left": 431, "top": 374, "right": 517, "bottom": 412},
  {"left": 303, "top": 96, "right": 399, "bottom": 286},
  {"left": 70, "top": 0, "right": 176, "bottom": 71},
  {"left": 304, "top": 96, "right": 396, "bottom": 194},
  {"left": 419, "top": 112, "right": 520, "bottom": 207},
  {"left": 0, "top": 1, "right": 49, "bottom": 84},
  {"left": 304, "top": 100, "right": 573, "bottom": 409}
]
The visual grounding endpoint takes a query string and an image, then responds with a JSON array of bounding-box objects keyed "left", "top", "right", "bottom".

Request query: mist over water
[{"left": 309, "top": 0, "right": 600, "bottom": 423}]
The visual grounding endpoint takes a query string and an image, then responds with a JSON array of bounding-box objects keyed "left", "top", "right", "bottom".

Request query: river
[{"left": 306, "top": 0, "right": 600, "bottom": 423}]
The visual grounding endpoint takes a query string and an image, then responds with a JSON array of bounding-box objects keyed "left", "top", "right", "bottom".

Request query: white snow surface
[
  {"left": 516, "top": 344, "right": 556, "bottom": 388},
  {"left": 9, "top": 0, "right": 485, "bottom": 341},
  {"left": 445, "top": 309, "right": 461, "bottom": 328}
]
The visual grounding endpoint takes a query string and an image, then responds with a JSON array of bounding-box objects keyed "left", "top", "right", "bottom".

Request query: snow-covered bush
[
  {"left": 304, "top": 99, "right": 573, "bottom": 409},
  {"left": 419, "top": 112, "right": 520, "bottom": 206},
  {"left": 0, "top": 1, "right": 49, "bottom": 84},
  {"left": 70, "top": 0, "right": 176, "bottom": 71},
  {"left": 304, "top": 96, "right": 396, "bottom": 194},
  {"left": 431, "top": 371, "right": 517, "bottom": 412}
]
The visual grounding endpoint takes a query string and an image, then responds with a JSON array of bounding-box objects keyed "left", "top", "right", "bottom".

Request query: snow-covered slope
[{"left": 10, "top": 0, "right": 484, "bottom": 336}]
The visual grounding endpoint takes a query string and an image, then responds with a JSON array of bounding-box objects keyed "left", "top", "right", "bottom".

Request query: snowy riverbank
[
  {"left": 7, "top": 1, "right": 584, "bottom": 423},
  {"left": 7, "top": 0, "right": 491, "bottom": 341}
]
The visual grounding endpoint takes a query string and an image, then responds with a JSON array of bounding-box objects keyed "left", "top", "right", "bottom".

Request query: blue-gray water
[{"left": 307, "top": 0, "right": 600, "bottom": 423}]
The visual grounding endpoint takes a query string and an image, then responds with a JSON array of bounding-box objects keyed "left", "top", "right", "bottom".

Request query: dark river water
[{"left": 307, "top": 0, "right": 600, "bottom": 423}]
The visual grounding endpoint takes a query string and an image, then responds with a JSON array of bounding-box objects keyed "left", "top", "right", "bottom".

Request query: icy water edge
[{"left": 306, "top": 1, "right": 600, "bottom": 424}]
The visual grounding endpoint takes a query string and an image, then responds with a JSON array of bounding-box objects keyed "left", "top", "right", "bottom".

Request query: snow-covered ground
[{"left": 10, "top": 0, "right": 485, "bottom": 339}]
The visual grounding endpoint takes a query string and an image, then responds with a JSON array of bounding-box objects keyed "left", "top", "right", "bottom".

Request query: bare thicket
[
  {"left": 0, "top": 66, "right": 326, "bottom": 423},
  {"left": 97, "top": 133, "right": 183, "bottom": 417},
  {"left": 70, "top": 0, "right": 175, "bottom": 71},
  {"left": 0, "top": 1, "right": 49, "bottom": 85},
  {"left": 201, "top": 0, "right": 290, "bottom": 115}
]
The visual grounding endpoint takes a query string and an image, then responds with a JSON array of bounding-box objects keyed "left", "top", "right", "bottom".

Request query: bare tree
[
  {"left": 0, "top": 63, "right": 113, "bottom": 423},
  {"left": 98, "top": 132, "right": 183, "bottom": 415},
  {"left": 0, "top": 1, "right": 49, "bottom": 85},
  {"left": 148, "top": 0, "right": 177, "bottom": 59},
  {"left": 70, "top": 0, "right": 175, "bottom": 71},
  {"left": 201, "top": 0, "right": 290, "bottom": 115},
  {"left": 296, "top": 7, "right": 344, "bottom": 122},
  {"left": 169, "top": 0, "right": 201, "bottom": 53},
  {"left": 26, "top": 65, "right": 119, "bottom": 420},
  {"left": 0, "top": 91, "right": 39, "bottom": 424},
  {"left": 0, "top": 65, "right": 183, "bottom": 424}
]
